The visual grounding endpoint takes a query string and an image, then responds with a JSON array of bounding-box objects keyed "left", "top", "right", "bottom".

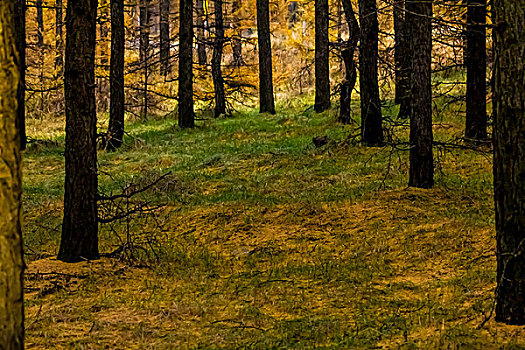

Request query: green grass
[{"left": 22, "top": 98, "right": 523, "bottom": 349}]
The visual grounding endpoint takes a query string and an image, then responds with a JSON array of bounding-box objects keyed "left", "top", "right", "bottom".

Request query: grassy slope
[{"left": 22, "top": 100, "right": 525, "bottom": 349}]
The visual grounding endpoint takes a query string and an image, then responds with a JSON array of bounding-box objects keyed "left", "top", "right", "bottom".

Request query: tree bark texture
[
  {"left": 196, "top": 0, "right": 208, "bottom": 66},
  {"left": 359, "top": 0, "right": 384, "bottom": 146},
  {"left": 212, "top": 0, "right": 226, "bottom": 118},
  {"left": 178, "top": 0, "right": 195, "bottom": 128},
  {"left": 314, "top": 0, "right": 331, "bottom": 113},
  {"left": 0, "top": 1, "right": 24, "bottom": 347},
  {"left": 107, "top": 0, "right": 125, "bottom": 151},
  {"left": 407, "top": 0, "right": 434, "bottom": 188},
  {"left": 493, "top": 0, "right": 525, "bottom": 325},
  {"left": 59, "top": 0, "right": 99, "bottom": 262},
  {"left": 397, "top": 0, "right": 411, "bottom": 118},
  {"left": 159, "top": 0, "right": 171, "bottom": 75},
  {"left": 465, "top": 0, "right": 487, "bottom": 141},
  {"left": 257, "top": 0, "right": 276, "bottom": 114},
  {"left": 14, "top": 0, "right": 26, "bottom": 150}
]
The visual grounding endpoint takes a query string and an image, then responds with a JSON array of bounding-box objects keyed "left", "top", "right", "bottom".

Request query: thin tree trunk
[
  {"left": 98, "top": 0, "right": 111, "bottom": 113},
  {"left": 59, "top": 0, "right": 99, "bottom": 263},
  {"left": 139, "top": 0, "right": 151, "bottom": 119},
  {"left": 407, "top": 0, "right": 433, "bottom": 188},
  {"left": 465, "top": 0, "right": 487, "bottom": 141},
  {"left": 36, "top": 0, "right": 44, "bottom": 48},
  {"left": 339, "top": 0, "right": 360, "bottom": 124},
  {"left": 178, "top": 0, "right": 195, "bottom": 128},
  {"left": 15, "top": 0, "right": 26, "bottom": 150},
  {"left": 397, "top": 0, "right": 411, "bottom": 118},
  {"left": 159, "top": 0, "right": 170, "bottom": 75},
  {"left": 359, "top": 0, "right": 383, "bottom": 146},
  {"left": 212, "top": 0, "right": 226, "bottom": 118},
  {"left": 56, "top": 0, "right": 64, "bottom": 73},
  {"left": 106, "top": 0, "right": 125, "bottom": 151},
  {"left": 256, "top": 0, "right": 276, "bottom": 114},
  {"left": 314, "top": 0, "right": 331, "bottom": 113},
  {"left": 196, "top": 0, "right": 207, "bottom": 65},
  {"left": 493, "top": 0, "right": 525, "bottom": 326},
  {"left": 0, "top": 1, "right": 24, "bottom": 347},
  {"left": 394, "top": 0, "right": 408, "bottom": 105},
  {"left": 231, "top": 0, "right": 244, "bottom": 66}
]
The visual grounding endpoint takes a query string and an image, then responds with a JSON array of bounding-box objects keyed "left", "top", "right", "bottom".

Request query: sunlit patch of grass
[{"left": 22, "top": 96, "right": 524, "bottom": 349}]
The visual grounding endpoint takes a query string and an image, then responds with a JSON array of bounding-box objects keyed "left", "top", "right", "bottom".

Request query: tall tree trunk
[
  {"left": 339, "top": 0, "right": 360, "bottom": 124},
  {"left": 359, "top": 0, "right": 383, "bottom": 146},
  {"left": 394, "top": 0, "right": 409, "bottom": 106},
  {"left": 159, "top": 0, "right": 171, "bottom": 75},
  {"left": 139, "top": 0, "right": 151, "bottom": 119},
  {"left": 0, "top": 1, "right": 24, "bottom": 347},
  {"left": 56, "top": 0, "right": 64, "bottom": 73},
  {"left": 396, "top": 0, "right": 411, "bottom": 118},
  {"left": 314, "top": 0, "right": 331, "bottom": 113},
  {"left": 212, "top": 0, "right": 226, "bottom": 118},
  {"left": 98, "top": 0, "right": 111, "bottom": 113},
  {"left": 196, "top": 0, "right": 207, "bottom": 65},
  {"left": 179, "top": 0, "right": 195, "bottom": 128},
  {"left": 15, "top": 0, "right": 26, "bottom": 150},
  {"left": 106, "top": 0, "right": 125, "bottom": 151},
  {"left": 493, "top": 0, "right": 525, "bottom": 326},
  {"left": 59, "top": 0, "right": 99, "bottom": 263},
  {"left": 465, "top": 0, "right": 487, "bottom": 141},
  {"left": 231, "top": 0, "right": 244, "bottom": 66},
  {"left": 407, "top": 0, "right": 433, "bottom": 188},
  {"left": 36, "top": 0, "right": 44, "bottom": 48},
  {"left": 256, "top": 0, "right": 276, "bottom": 114}
]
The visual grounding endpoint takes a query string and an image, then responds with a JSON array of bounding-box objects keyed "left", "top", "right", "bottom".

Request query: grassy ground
[{"left": 22, "top": 99, "right": 525, "bottom": 349}]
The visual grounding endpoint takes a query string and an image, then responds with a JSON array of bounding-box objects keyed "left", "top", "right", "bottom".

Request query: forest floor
[{"left": 22, "top": 98, "right": 525, "bottom": 349}]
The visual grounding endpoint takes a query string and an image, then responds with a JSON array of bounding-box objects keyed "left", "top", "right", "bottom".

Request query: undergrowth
[{"left": 22, "top": 98, "right": 523, "bottom": 349}]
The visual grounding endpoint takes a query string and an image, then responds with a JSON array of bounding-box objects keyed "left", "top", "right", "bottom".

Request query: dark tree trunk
[
  {"left": 97, "top": 0, "right": 110, "bottom": 113},
  {"left": 36, "top": 0, "right": 44, "bottom": 48},
  {"left": 397, "top": 0, "right": 411, "bottom": 118},
  {"left": 394, "top": 0, "right": 408, "bottom": 105},
  {"left": 14, "top": 0, "right": 26, "bottom": 150},
  {"left": 339, "top": 50, "right": 357, "bottom": 124},
  {"left": 256, "top": 0, "right": 276, "bottom": 114},
  {"left": 196, "top": 0, "right": 207, "bottom": 65},
  {"left": 58, "top": 0, "right": 99, "bottom": 263},
  {"left": 465, "top": 0, "right": 487, "bottom": 141},
  {"left": 159, "top": 0, "right": 170, "bottom": 75},
  {"left": 314, "top": 0, "right": 331, "bottom": 113},
  {"left": 493, "top": 0, "right": 525, "bottom": 326},
  {"left": 231, "top": 0, "right": 244, "bottom": 66},
  {"left": 178, "top": 0, "right": 195, "bottom": 128},
  {"left": 339, "top": 0, "right": 360, "bottom": 124},
  {"left": 359, "top": 0, "right": 383, "bottom": 146},
  {"left": 212, "top": 0, "right": 226, "bottom": 118},
  {"left": 139, "top": 0, "right": 151, "bottom": 64},
  {"left": 288, "top": 1, "right": 299, "bottom": 26},
  {"left": 0, "top": 1, "right": 25, "bottom": 347},
  {"left": 407, "top": 0, "right": 433, "bottom": 189},
  {"left": 106, "top": 0, "right": 125, "bottom": 151},
  {"left": 55, "top": 0, "right": 64, "bottom": 73},
  {"left": 139, "top": 0, "right": 151, "bottom": 119}
]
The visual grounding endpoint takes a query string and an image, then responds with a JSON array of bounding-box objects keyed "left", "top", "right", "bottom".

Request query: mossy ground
[{"left": 22, "top": 98, "right": 524, "bottom": 349}]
